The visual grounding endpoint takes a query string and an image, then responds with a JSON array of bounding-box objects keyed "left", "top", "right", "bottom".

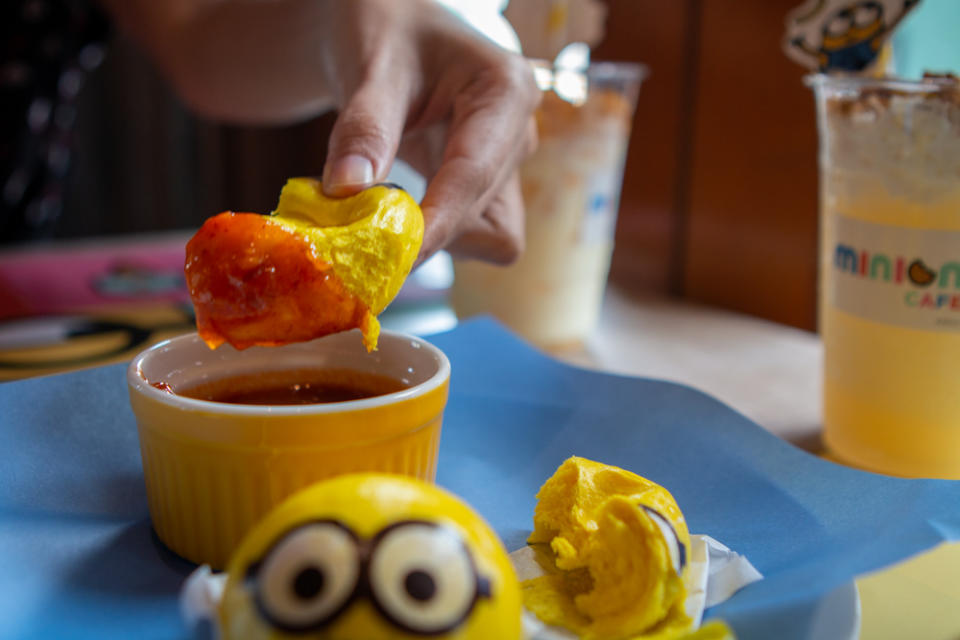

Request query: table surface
[{"left": 557, "top": 287, "right": 824, "bottom": 450}]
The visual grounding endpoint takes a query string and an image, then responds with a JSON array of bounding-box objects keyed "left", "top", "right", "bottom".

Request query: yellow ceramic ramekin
[{"left": 127, "top": 330, "right": 450, "bottom": 569}]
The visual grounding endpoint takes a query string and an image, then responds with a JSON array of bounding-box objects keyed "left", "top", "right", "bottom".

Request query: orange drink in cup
[{"left": 809, "top": 74, "right": 960, "bottom": 477}]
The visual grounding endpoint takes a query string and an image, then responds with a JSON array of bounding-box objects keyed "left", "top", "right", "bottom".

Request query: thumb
[{"left": 323, "top": 83, "right": 407, "bottom": 197}]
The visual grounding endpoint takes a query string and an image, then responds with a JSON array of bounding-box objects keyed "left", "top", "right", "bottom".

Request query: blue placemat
[{"left": 2, "top": 318, "right": 959, "bottom": 639}]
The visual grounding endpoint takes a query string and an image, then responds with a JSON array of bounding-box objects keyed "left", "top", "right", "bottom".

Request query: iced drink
[
  {"left": 810, "top": 74, "right": 960, "bottom": 477},
  {"left": 450, "top": 62, "right": 644, "bottom": 349}
]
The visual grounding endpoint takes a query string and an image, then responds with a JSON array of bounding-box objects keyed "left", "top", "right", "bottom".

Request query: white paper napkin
[{"left": 700, "top": 535, "right": 763, "bottom": 609}]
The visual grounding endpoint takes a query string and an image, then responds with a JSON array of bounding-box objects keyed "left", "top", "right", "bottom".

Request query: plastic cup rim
[{"left": 803, "top": 73, "right": 958, "bottom": 94}]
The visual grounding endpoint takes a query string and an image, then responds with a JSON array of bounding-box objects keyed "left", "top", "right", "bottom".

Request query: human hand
[{"left": 319, "top": 0, "right": 541, "bottom": 265}]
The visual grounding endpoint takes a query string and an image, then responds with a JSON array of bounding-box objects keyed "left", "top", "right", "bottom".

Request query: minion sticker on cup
[{"left": 783, "top": 0, "right": 921, "bottom": 72}]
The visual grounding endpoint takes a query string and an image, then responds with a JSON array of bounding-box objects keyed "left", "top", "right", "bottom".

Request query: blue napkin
[{"left": 2, "top": 318, "right": 958, "bottom": 640}]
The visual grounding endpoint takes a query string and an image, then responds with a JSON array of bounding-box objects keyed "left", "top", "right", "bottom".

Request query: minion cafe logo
[{"left": 834, "top": 244, "right": 960, "bottom": 310}]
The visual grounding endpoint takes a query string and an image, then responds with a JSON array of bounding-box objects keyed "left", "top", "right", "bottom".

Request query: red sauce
[{"left": 174, "top": 368, "right": 407, "bottom": 405}]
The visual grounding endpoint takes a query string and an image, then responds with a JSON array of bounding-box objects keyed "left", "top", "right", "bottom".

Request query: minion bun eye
[
  {"left": 369, "top": 522, "right": 486, "bottom": 635},
  {"left": 253, "top": 521, "right": 360, "bottom": 632},
  {"left": 641, "top": 506, "right": 686, "bottom": 575}
]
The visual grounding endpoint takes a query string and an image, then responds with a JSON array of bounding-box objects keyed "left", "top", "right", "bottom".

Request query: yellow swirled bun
[
  {"left": 218, "top": 474, "right": 522, "bottom": 640},
  {"left": 185, "top": 179, "right": 423, "bottom": 352},
  {"left": 523, "top": 457, "right": 693, "bottom": 639}
]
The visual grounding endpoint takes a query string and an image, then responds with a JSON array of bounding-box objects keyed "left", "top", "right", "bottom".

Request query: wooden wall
[{"left": 599, "top": 0, "right": 820, "bottom": 330}]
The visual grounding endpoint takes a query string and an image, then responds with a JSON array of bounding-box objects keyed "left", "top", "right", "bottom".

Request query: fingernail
[{"left": 323, "top": 154, "right": 374, "bottom": 196}]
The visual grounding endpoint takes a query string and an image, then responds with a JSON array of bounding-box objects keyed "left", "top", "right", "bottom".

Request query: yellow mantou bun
[
  {"left": 218, "top": 473, "right": 522, "bottom": 640},
  {"left": 523, "top": 456, "right": 693, "bottom": 640},
  {"left": 272, "top": 178, "right": 424, "bottom": 330},
  {"left": 185, "top": 179, "right": 423, "bottom": 352}
]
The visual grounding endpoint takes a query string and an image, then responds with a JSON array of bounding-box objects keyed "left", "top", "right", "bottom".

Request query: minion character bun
[
  {"left": 522, "top": 457, "right": 693, "bottom": 639},
  {"left": 207, "top": 474, "right": 522, "bottom": 640}
]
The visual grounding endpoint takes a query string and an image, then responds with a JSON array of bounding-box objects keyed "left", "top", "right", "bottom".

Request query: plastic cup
[
  {"left": 127, "top": 330, "right": 450, "bottom": 567},
  {"left": 450, "top": 61, "right": 646, "bottom": 350},
  {"left": 808, "top": 74, "right": 960, "bottom": 477}
]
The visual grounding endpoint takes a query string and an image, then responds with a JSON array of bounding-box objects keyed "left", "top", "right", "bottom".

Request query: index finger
[{"left": 419, "top": 59, "right": 540, "bottom": 259}]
